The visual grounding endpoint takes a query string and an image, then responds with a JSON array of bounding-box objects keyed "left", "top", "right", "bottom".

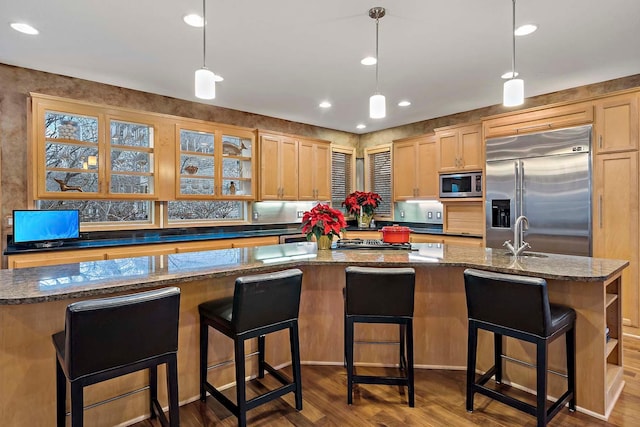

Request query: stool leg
[
  {"left": 70, "top": 382, "right": 84, "bottom": 427},
  {"left": 566, "top": 326, "right": 576, "bottom": 411},
  {"left": 258, "top": 334, "right": 266, "bottom": 379},
  {"left": 466, "top": 320, "right": 478, "bottom": 413},
  {"left": 536, "top": 339, "right": 549, "bottom": 427},
  {"left": 200, "top": 319, "right": 208, "bottom": 402},
  {"left": 167, "top": 355, "right": 180, "bottom": 427},
  {"left": 149, "top": 365, "right": 158, "bottom": 419},
  {"left": 399, "top": 323, "right": 407, "bottom": 371},
  {"left": 345, "top": 316, "right": 355, "bottom": 405},
  {"left": 406, "top": 320, "right": 415, "bottom": 408},
  {"left": 494, "top": 332, "right": 503, "bottom": 384},
  {"left": 235, "top": 337, "right": 248, "bottom": 427},
  {"left": 55, "top": 358, "right": 66, "bottom": 427},
  {"left": 290, "top": 320, "right": 303, "bottom": 410}
]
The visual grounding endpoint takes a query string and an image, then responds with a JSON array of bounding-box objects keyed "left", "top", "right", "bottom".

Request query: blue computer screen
[{"left": 13, "top": 210, "right": 80, "bottom": 244}]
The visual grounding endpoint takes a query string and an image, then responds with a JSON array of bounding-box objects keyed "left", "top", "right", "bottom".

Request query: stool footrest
[
  {"left": 263, "top": 362, "right": 291, "bottom": 386},
  {"left": 352, "top": 374, "right": 409, "bottom": 386},
  {"left": 247, "top": 383, "right": 297, "bottom": 411},
  {"left": 474, "top": 384, "right": 537, "bottom": 416},
  {"left": 151, "top": 397, "right": 171, "bottom": 427},
  {"left": 476, "top": 366, "right": 497, "bottom": 386}
]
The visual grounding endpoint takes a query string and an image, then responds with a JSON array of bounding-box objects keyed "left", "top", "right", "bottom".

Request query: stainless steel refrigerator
[{"left": 485, "top": 125, "right": 592, "bottom": 256}]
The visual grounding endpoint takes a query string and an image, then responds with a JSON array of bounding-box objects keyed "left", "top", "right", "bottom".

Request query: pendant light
[
  {"left": 195, "top": 0, "right": 215, "bottom": 99},
  {"left": 503, "top": 0, "right": 524, "bottom": 106},
  {"left": 369, "top": 7, "right": 386, "bottom": 119}
]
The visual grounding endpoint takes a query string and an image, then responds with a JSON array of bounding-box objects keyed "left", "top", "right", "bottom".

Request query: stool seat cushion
[
  {"left": 549, "top": 303, "right": 576, "bottom": 336},
  {"left": 52, "top": 331, "right": 65, "bottom": 360},
  {"left": 199, "top": 296, "right": 234, "bottom": 335}
]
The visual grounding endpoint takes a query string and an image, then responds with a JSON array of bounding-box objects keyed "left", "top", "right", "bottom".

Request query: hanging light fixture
[
  {"left": 503, "top": 0, "right": 524, "bottom": 106},
  {"left": 195, "top": 0, "right": 215, "bottom": 99},
  {"left": 369, "top": 7, "right": 386, "bottom": 119}
]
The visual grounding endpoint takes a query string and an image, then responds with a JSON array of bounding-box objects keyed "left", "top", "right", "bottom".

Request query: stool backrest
[
  {"left": 463, "top": 268, "right": 552, "bottom": 337},
  {"left": 233, "top": 268, "right": 303, "bottom": 333},
  {"left": 64, "top": 287, "right": 181, "bottom": 380},
  {"left": 345, "top": 266, "right": 415, "bottom": 316}
]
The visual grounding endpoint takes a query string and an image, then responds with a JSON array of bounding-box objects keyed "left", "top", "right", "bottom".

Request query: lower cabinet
[{"left": 442, "top": 235, "right": 483, "bottom": 247}]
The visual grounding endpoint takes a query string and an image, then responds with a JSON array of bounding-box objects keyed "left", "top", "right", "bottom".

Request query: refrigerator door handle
[{"left": 514, "top": 161, "right": 519, "bottom": 218}]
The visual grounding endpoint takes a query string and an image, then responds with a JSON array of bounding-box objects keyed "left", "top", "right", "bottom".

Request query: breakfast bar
[{"left": 0, "top": 243, "right": 627, "bottom": 426}]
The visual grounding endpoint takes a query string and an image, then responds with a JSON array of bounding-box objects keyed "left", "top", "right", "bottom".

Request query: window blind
[
  {"left": 331, "top": 150, "right": 353, "bottom": 211},
  {"left": 368, "top": 149, "right": 392, "bottom": 216}
]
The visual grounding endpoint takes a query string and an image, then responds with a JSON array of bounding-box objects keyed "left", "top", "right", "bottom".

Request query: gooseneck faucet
[{"left": 503, "top": 215, "right": 530, "bottom": 256}]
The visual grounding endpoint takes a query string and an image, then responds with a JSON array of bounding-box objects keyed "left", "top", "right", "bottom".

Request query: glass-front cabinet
[
  {"left": 32, "top": 95, "right": 157, "bottom": 199},
  {"left": 176, "top": 123, "right": 255, "bottom": 200}
]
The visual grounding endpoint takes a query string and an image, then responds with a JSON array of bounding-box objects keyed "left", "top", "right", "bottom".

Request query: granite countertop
[{"left": 0, "top": 243, "right": 628, "bottom": 305}]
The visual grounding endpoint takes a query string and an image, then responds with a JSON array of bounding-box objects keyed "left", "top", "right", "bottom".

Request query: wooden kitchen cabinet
[
  {"left": 594, "top": 92, "right": 639, "bottom": 154},
  {"left": 409, "top": 234, "right": 443, "bottom": 244},
  {"left": 442, "top": 235, "right": 483, "bottom": 247},
  {"left": 298, "top": 138, "right": 331, "bottom": 201},
  {"left": 593, "top": 151, "right": 640, "bottom": 329},
  {"left": 7, "top": 248, "right": 107, "bottom": 269},
  {"left": 436, "top": 123, "right": 483, "bottom": 172},
  {"left": 442, "top": 201, "right": 484, "bottom": 236},
  {"left": 483, "top": 101, "right": 594, "bottom": 139},
  {"left": 259, "top": 132, "right": 298, "bottom": 200},
  {"left": 393, "top": 133, "right": 438, "bottom": 200}
]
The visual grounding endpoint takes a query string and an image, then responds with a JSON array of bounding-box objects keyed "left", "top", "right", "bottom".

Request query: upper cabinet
[
  {"left": 31, "top": 94, "right": 158, "bottom": 199},
  {"left": 176, "top": 122, "right": 255, "bottom": 200},
  {"left": 259, "top": 132, "right": 299, "bottom": 200},
  {"left": 594, "top": 93, "right": 639, "bottom": 154},
  {"left": 436, "top": 123, "right": 483, "bottom": 172},
  {"left": 483, "top": 102, "right": 594, "bottom": 139},
  {"left": 298, "top": 138, "right": 331, "bottom": 201},
  {"left": 393, "top": 133, "right": 438, "bottom": 200}
]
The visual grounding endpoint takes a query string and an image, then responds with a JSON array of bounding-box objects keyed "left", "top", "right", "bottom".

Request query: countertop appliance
[
  {"left": 485, "top": 125, "right": 592, "bottom": 256},
  {"left": 439, "top": 172, "right": 482, "bottom": 198}
]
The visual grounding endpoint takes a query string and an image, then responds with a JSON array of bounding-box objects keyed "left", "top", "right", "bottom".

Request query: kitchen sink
[{"left": 504, "top": 251, "right": 548, "bottom": 258}]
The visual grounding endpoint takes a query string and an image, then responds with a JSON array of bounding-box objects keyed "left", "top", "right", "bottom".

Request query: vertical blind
[
  {"left": 368, "top": 150, "right": 392, "bottom": 216},
  {"left": 331, "top": 150, "right": 353, "bottom": 211}
]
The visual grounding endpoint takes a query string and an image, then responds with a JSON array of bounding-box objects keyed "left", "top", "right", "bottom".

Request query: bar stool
[
  {"left": 199, "top": 269, "right": 303, "bottom": 427},
  {"left": 344, "top": 266, "right": 416, "bottom": 407},
  {"left": 52, "top": 287, "right": 181, "bottom": 427},
  {"left": 464, "top": 268, "right": 576, "bottom": 427}
]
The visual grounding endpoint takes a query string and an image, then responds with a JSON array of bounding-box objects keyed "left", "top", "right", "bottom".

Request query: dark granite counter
[{"left": 0, "top": 242, "right": 627, "bottom": 305}]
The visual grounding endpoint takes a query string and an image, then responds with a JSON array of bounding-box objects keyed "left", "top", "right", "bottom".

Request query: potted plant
[
  {"left": 343, "top": 191, "right": 382, "bottom": 228},
  {"left": 301, "top": 203, "right": 346, "bottom": 249}
]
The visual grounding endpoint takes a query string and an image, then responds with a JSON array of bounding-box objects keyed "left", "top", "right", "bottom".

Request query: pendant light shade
[
  {"left": 503, "top": 0, "right": 524, "bottom": 107},
  {"left": 195, "top": 0, "right": 216, "bottom": 99},
  {"left": 369, "top": 7, "right": 386, "bottom": 119},
  {"left": 195, "top": 68, "right": 216, "bottom": 99},
  {"left": 369, "top": 93, "right": 386, "bottom": 119},
  {"left": 503, "top": 78, "right": 524, "bottom": 107}
]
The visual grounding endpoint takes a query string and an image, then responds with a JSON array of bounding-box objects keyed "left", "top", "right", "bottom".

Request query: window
[
  {"left": 331, "top": 146, "right": 356, "bottom": 212},
  {"left": 167, "top": 201, "right": 245, "bottom": 222},
  {"left": 36, "top": 200, "right": 153, "bottom": 224},
  {"left": 364, "top": 145, "right": 392, "bottom": 217}
]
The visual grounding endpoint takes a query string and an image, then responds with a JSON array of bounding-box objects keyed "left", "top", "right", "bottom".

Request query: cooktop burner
[{"left": 335, "top": 239, "right": 413, "bottom": 250}]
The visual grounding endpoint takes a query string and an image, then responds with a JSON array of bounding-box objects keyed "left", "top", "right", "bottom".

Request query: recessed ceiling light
[
  {"left": 319, "top": 101, "right": 331, "bottom": 108},
  {"left": 10, "top": 22, "right": 39, "bottom": 35},
  {"left": 213, "top": 74, "right": 224, "bottom": 82},
  {"left": 183, "top": 14, "right": 204, "bottom": 27},
  {"left": 398, "top": 100, "right": 411, "bottom": 107},
  {"left": 501, "top": 71, "right": 519, "bottom": 79},
  {"left": 356, "top": 124, "right": 366, "bottom": 129},
  {"left": 361, "top": 56, "right": 377, "bottom": 66},
  {"left": 515, "top": 24, "right": 537, "bottom": 36}
]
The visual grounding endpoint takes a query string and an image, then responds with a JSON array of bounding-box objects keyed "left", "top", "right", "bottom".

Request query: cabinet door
[
  {"left": 416, "top": 135, "right": 438, "bottom": 198},
  {"left": 393, "top": 141, "right": 418, "bottom": 200},
  {"left": 314, "top": 142, "right": 332, "bottom": 201},
  {"left": 594, "top": 152, "right": 639, "bottom": 328},
  {"left": 280, "top": 137, "right": 299, "bottom": 200},
  {"left": 438, "top": 130, "right": 459, "bottom": 172},
  {"left": 595, "top": 93, "right": 639, "bottom": 154},
  {"left": 298, "top": 140, "right": 315, "bottom": 200},
  {"left": 232, "top": 236, "right": 279, "bottom": 248},
  {"left": 259, "top": 135, "right": 282, "bottom": 199},
  {"left": 459, "top": 125, "right": 483, "bottom": 170}
]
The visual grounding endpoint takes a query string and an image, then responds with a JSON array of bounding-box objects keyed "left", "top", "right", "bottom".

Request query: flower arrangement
[
  {"left": 301, "top": 203, "right": 347, "bottom": 242},
  {"left": 342, "top": 191, "right": 382, "bottom": 217}
]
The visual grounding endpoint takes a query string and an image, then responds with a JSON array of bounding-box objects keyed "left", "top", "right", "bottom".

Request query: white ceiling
[{"left": 1, "top": 0, "right": 639, "bottom": 134}]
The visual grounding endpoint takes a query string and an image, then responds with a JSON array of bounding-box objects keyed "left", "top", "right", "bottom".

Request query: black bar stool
[
  {"left": 199, "top": 269, "right": 303, "bottom": 427},
  {"left": 464, "top": 268, "right": 576, "bottom": 427},
  {"left": 52, "top": 287, "right": 181, "bottom": 427},
  {"left": 344, "top": 266, "right": 416, "bottom": 407}
]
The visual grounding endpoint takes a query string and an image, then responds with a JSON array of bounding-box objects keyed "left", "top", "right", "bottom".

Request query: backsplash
[
  {"left": 394, "top": 200, "right": 443, "bottom": 225},
  {"left": 252, "top": 201, "right": 329, "bottom": 225}
]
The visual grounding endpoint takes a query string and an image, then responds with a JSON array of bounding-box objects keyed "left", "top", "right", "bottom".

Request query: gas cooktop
[{"left": 335, "top": 239, "right": 413, "bottom": 250}]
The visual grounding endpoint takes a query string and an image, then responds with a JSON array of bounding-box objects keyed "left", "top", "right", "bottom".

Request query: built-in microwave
[{"left": 439, "top": 172, "right": 482, "bottom": 198}]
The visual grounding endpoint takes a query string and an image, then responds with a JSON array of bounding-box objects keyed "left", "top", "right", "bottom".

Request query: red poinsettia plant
[
  {"left": 301, "top": 203, "right": 347, "bottom": 241},
  {"left": 342, "top": 191, "right": 382, "bottom": 216}
]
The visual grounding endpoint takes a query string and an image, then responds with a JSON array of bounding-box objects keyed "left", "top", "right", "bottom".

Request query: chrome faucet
[{"left": 503, "top": 215, "right": 530, "bottom": 256}]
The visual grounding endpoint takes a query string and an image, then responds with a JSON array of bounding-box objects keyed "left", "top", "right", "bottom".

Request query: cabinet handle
[
  {"left": 599, "top": 195, "right": 603, "bottom": 229},
  {"left": 599, "top": 135, "right": 603, "bottom": 149}
]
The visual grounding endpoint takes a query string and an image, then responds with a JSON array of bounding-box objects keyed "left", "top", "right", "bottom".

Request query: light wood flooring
[{"left": 132, "top": 337, "right": 640, "bottom": 426}]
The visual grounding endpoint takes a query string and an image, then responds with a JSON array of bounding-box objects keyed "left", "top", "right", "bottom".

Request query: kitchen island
[{"left": 0, "top": 243, "right": 627, "bottom": 426}]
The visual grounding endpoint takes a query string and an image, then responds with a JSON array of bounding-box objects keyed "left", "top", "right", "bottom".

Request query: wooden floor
[{"left": 132, "top": 337, "right": 640, "bottom": 427}]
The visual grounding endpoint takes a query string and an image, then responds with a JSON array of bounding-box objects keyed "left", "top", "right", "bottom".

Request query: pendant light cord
[
  {"left": 202, "top": 0, "right": 207, "bottom": 69},
  {"left": 511, "top": 0, "right": 516, "bottom": 79},
  {"left": 375, "top": 15, "right": 380, "bottom": 93}
]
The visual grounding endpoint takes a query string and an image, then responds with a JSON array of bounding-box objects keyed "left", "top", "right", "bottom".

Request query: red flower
[
  {"left": 342, "top": 191, "right": 382, "bottom": 216},
  {"left": 301, "top": 203, "right": 347, "bottom": 241}
]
